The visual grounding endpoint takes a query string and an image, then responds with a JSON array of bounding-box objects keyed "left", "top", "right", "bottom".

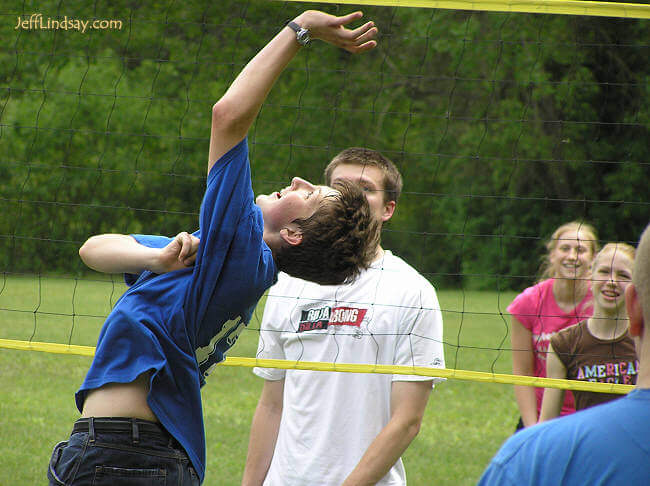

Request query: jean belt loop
[
  {"left": 131, "top": 418, "right": 140, "bottom": 445},
  {"left": 88, "top": 417, "right": 96, "bottom": 443}
]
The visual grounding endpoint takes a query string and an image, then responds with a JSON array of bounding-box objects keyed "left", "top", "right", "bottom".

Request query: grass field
[{"left": 0, "top": 275, "right": 520, "bottom": 485}]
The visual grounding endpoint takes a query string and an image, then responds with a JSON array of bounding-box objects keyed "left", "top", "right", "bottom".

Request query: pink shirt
[{"left": 507, "top": 278, "right": 593, "bottom": 417}]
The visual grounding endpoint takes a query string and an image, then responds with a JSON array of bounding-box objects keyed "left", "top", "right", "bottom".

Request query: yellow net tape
[
  {"left": 1, "top": 338, "right": 633, "bottom": 394},
  {"left": 280, "top": 0, "right": 650, "bottom": 19}
]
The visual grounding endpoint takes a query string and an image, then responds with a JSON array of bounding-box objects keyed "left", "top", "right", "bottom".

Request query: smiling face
[
  {"left": 592, "top": 247, "right": 634, "bottom": 315},
  {"left": 327, "top": 164, "right": 395, "bottom": 224},
  {"left": 256, "top": 177, "right": 339, "bottom": 239},
  {"left": 548, "top": 229, "right": 595, "bottom": 281}
]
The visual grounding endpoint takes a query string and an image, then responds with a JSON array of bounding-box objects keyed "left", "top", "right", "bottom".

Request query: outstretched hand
[
  {"left": 297, "top": 10, "right": 378, "bottom": 54},
  {"left": 153, "top": 232, "right": 200, "bottom": 274}
]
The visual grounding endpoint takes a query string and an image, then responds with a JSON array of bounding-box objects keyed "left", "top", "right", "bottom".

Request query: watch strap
[{"left": 286, "top": 21, "right": 310, "bottom": 46}]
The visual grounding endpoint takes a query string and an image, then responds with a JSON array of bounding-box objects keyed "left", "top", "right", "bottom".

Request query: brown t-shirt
[{"left": 551, "top": 320, "right": 638, "bottom": 411}]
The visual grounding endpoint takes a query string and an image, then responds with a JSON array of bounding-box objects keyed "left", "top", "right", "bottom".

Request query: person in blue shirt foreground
[
  {"left": 478, "top": 222, "right": 650, "bottom": 486},
  {"left": 47, "top": 10, "right": 379, "bottom": 485}
]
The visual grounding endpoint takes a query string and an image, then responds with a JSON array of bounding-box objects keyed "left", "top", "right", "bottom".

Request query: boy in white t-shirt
[{"left": 242, "top": 148, "right": 446, "bottom": 486}]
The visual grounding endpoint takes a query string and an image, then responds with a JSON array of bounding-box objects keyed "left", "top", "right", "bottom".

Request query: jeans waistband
[{"left": 73, "top": 417, "right": 168, "bottom": 444}]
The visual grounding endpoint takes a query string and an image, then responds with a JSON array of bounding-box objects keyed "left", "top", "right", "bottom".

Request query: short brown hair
[
  {"left": 324, "top": 148, "right": 403, "bottom": 204},
  {"left": 273, "top": 180, "right": 380, "bottom": 285}
]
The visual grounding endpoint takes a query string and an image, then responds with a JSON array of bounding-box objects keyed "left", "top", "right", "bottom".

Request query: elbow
[
  {"left": 401, "top": 416, "right": 423, "bottom": 442},
  {"left": 78, "top": 238, "right": 92, "bottom": 264},
  {"left": 212, "top": 100, "right": 236, "bottom": 130},
  {"left": 78, "top": 235, "right": 103, "bottom": 267},
  {"left": 211, "top": 100, "right": 227, "bottom": 123},
  {"left": 211, "top": 99, "right": 248, "bottom": 139}
]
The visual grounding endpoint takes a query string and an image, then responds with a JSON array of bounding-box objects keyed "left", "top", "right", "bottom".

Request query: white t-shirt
[{"left": 254, "top": 251, "right": 445, "bottom": 486}]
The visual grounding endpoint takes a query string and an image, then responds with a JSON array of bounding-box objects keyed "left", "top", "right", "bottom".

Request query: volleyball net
[{"left": 1, "top": 0, "right": 648, "bottom": 396}]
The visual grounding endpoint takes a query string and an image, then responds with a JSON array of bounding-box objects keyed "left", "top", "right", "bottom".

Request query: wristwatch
[{"left": 287, "top": 21, "right": 311, "bottom": 46}]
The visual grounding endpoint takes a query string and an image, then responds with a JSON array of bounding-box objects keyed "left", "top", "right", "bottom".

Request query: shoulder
[
  {"left": 264, "top": 271, "right": 328, "bottom": 307},
  {"left": 207, "top": 137, "right": 249, "bottom": 184},
  {"left": 504, "top": 394, "right": 632, "bottom": 454},
  {"left": 380, "top": 251, "right": 436, "bottom": 292},
  {"left": 554, "top": 320, "right": 584, "bottom": 341},
  {"left": 550, "top": 321, "right": 586, "bottom": 361},
  {"left": 488, "top": 408, "right": 597, "bottom": 472},
  {"left": 483, "top": 393, "right": 649, "bottom": 485},
  {"left": 508, "top": 279, "right": 552, "bottom": 310}
]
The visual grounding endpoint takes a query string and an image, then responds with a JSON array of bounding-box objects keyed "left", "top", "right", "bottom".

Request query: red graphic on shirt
[{"left": 298, "top": 306, "right": 367, "bottom": 332}]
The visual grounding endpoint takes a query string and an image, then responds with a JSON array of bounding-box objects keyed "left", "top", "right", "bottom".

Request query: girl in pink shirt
[{"left": 508, "top": 221, "right": 599, "bottom": 429}]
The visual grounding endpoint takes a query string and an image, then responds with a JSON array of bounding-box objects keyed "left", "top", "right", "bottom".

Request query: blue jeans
[{"left": 48, "top": 418, "right": 200, "bottom": 486}]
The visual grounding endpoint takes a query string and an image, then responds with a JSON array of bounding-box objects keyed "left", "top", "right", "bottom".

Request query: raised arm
[
  {"left": 538, "top": 343, "right": 567, "bottom": 422},
  {"left": 79, "top": 232, "right": 199, "bottom": 275},
  {"left": 208, "top": 10, "right": 377, "bottom": 171},
  {"left": 511, "top": 316, "right": 538, "bottom": 427}
]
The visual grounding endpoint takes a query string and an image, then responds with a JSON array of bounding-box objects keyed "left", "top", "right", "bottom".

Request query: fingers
[
  {"left": 332, "top": 11, "right": 364, "bottom": 27},
  {"left": 321, "top": 15, "right": 378, "bottom": 54},
  {"left": 346, "top": 20, "right": 376, "bottom": 40},
  {"left": 175, "top": 232, "right": 200, "bottom": 266},
  {"left": 347, "top": 25, "right": 378, "bottom": 53},
  {"left": 349, "top": 39, "right": 377, "bottom": 54},
  {"left": 184, "top": 235, "right": 200, "bottom": 266},
  {"left": 174, "top": 232, "right": 190, "bottom": 259}
]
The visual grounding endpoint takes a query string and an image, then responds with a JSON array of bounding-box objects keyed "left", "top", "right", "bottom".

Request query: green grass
[{"left": 0, "top": 275, "right": 520, "bottom": 485}]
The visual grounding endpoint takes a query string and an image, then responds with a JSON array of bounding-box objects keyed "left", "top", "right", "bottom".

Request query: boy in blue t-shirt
[{"left": 47, "top": 10, "right": 379, "bottom": 486}]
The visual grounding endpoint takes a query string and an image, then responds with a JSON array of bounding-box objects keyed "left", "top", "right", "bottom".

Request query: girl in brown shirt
[{"left": 539, "top": 242, "right": 638, "bottom": 421}]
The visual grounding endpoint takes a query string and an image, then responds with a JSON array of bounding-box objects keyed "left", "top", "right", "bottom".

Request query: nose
[{"left": 291, "top": 177, "right": 316, "bottom": 191}]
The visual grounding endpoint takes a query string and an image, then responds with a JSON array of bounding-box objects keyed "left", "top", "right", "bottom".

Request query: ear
[
  {"left": 626, "top": 284, "right": 644, "bottom": 338},
  {"left": 280, "top": 227, "right": 303, "bottom": 247},
  {"left": 382, "top": 200, "right": 396, "bottom": 222}
]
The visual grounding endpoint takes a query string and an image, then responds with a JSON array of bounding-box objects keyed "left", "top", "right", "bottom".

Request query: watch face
[{"left": 297, "top": 29, "right": 310, "bottom": 45}]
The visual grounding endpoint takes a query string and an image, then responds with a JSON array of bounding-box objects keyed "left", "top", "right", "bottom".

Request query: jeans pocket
[
  {"left": 47, "top": 441, "right": 70, "bottom": 485},
  {"left": 189, "top": 466, "right": 200, "bottom": 486},
  {"left": 92, "top": 465, "right": 166, "bottom": 485}
]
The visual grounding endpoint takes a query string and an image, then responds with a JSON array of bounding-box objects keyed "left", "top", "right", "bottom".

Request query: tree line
[{"left": 1, "top": 1, "right": 647, "bottom": 289}]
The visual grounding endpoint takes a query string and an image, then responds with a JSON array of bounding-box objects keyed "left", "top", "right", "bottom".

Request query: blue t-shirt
[
  {"left": 76, "top": 138, "right": 277, "bottom": 482},
  {"left": 478, "top": 388, "right": 650, "bottom": 486}
]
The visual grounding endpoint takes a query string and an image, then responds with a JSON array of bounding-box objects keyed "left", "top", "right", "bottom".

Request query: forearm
[
  {"left": 538, "top": 345, "right": 567, "bottom": 422},
  {"left": 209, "top": 18, "right": 301, "bottom": 166},
  {"left": 217, "top": 24, "right": 300, "bottom": 132},
  {"left": 512, "top": 352, "right": 538, "bottom": 426},
  {"left": 342, "top": 381, "right": 430, "bottom": 486},
  {"left": 342, "top": 419, "right": 420, "bottom": 486},
  {"left": 242, "top": 381, "right": 284, "bottom": 486},
  {"left": 511, "top": 317, "right": 537, "bottom": 426},
  {"left": 513, "top": 385, "right": 539, "bottom": 426},
  {"left": 209, "top": 10, "right": 376, "bottom": 167},
  {"left": 539, "top": 387, "right": 564, "bottom": 422},
  {"left": 79, "top": 234, "right": 158, "bottom": 274}
]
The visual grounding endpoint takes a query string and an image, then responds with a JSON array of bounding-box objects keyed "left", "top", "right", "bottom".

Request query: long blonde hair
[
  {"left": 593, "top": 242, "right": 636, "bottom": 269},
  {"left": 588, "top": 242, "right": 636, "bottom": 314},
  {"left": 539, "top": 221, "right": 599, "bottom": 280}
]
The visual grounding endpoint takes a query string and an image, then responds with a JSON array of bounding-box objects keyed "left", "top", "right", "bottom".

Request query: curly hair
[
  {"left": 273, "top": 179, "right": 380, "bottom": 285},
  {"left": 324, "top": 147, "right": 403, "bottom": 204}
]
